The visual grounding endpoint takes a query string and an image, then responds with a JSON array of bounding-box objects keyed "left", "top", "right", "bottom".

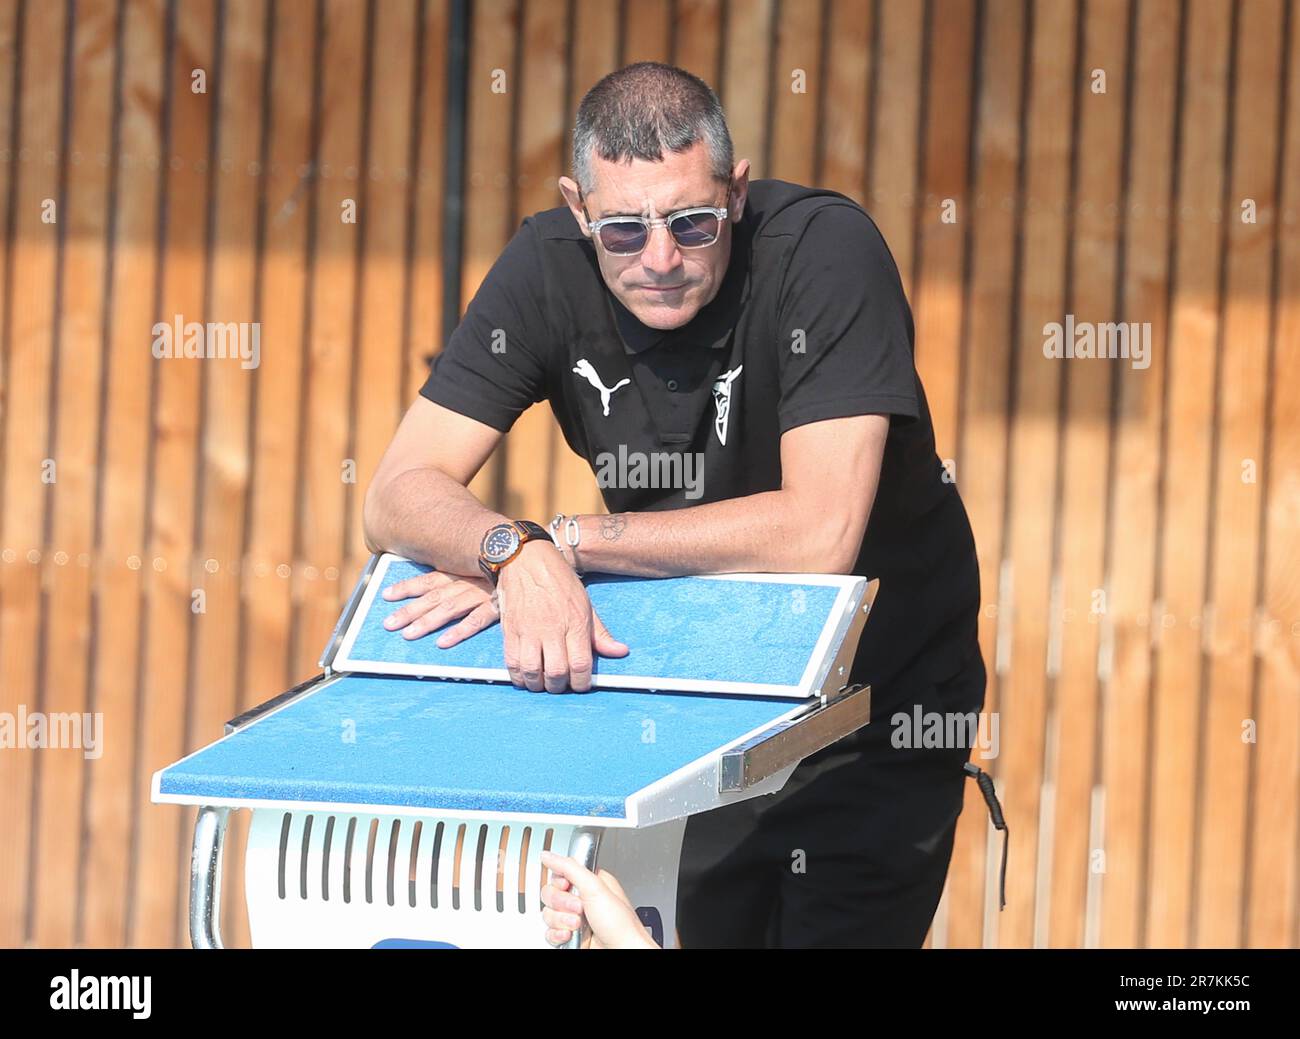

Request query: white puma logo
[
  {"left": 712, "top": 365, "right": 743, "bottom": 445},
  {"left": 572, "top": 358, "right": 631, "bottom": 417}
]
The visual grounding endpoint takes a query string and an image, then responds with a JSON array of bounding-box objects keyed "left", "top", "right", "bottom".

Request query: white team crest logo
[
  {"left": 572, "top": 358, "right": 631, "bottom": 417},
  {"left": 712, "top": 365, "right": 743, "bottom": 445}
]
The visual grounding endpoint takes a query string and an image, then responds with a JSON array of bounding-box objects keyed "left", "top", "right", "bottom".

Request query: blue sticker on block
[
  {"left": 636, "top": 907, "right": 664, "bottom": 947},
  {"left": 347, "top": 560, "right": 840, "bottom": 689},
  {"left": 372, "top": 939, "right": 459, "bottom": 949}
]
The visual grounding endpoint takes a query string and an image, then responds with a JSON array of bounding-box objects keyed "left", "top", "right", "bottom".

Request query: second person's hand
[
  {"left": 495, "top": 540, "right": 627, "bottom": 692},
  {"left": 540, "top": 850, "right": 660, "bottom": 949}
]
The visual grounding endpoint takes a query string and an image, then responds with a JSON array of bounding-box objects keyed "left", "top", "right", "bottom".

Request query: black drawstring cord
[{"left": 964, "top": 762, "right": 1008, "bottom": 910}]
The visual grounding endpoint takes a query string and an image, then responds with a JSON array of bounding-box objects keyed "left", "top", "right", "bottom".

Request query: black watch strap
[{"left": 513, "top": 520, "right": 550, "bottom": 543}]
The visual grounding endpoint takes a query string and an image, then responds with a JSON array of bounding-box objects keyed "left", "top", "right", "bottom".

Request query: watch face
[{"left": 483, "top": 524, "right": 520, "bottom": 564}]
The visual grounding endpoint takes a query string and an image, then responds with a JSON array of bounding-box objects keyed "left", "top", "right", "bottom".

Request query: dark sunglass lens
[
  {"left": 669, "top": 212, "right": 720, "bottom": 247},
  {"left": 599, "top": 221, "right": 648, "bottom": 254}
]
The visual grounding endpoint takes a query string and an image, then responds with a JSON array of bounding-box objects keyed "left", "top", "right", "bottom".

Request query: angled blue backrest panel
[{"left": 338, "top": 559, "right": 844, "bottom": 693}]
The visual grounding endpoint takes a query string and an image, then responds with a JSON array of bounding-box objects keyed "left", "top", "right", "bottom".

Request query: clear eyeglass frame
[{"left": 580, "top": 188, "right": 733, "bottom": 255}]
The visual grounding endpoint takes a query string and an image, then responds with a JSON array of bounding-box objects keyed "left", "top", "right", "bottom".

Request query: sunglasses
[{"left": 581, "top": 186, "right": 732, "bottom": 256}]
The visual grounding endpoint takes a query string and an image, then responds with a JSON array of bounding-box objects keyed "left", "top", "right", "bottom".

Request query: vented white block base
[{"left": 246, "top": 809, "right": 684, "bottom": 949}]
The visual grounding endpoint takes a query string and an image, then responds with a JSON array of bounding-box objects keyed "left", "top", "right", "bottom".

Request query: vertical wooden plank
[
  {"left": 767, "top": 0, "right": 825, "bottom": 185},
  {"left": 500, "top": 0, "right": 567, "bottom": 525},
  {"left": 566, "top": 0, "right": 618, "bottom": 161},
  {"left": 37, "top": 0, "right": 122, "bottom": 936},
  {"left": 819, "top": 0, "right": 873, "bottom": 205},
  {"left": 31, "top": 0, "right": 117, "bottom": 948},
  {"left": 1248, "top": 0, "right": 1300, "bottom": 950},
  {"left": 0, "top": 0, "right": 21, "bottom": 944},
  {"left": 348, "top": 0, "right": 418, "bottom": 583},
  {"left": 909, "top": 0, "right": 976, "bottom": 948},
  {"left": 672, "top": 0, "right": 723, "bottom": 86},
  {"left": 190, "top": 0, "right": 266, "bottom": 951},
  {"left": 1098, "top": 0, "right": 1179, "bottom": 949},
  {"left": 622, "top": 0, "right": 670, "bottom": 65},
  {"left": 1146, "top": 0, "right": 1232, "bottom": 950},
  {"left": 867, "top": 0, "right": 924, "bottom": 294},
  {"left": 1046, "top": 0, "right": 1128, "bottom": 949},
  {"left": 243, "top": 0, "right": 317, "bottom": 720},
  {"left": 719, "top": 0, "right": 774, "bottom": 177},
  {"left": 944, "top": 0, "right": 1027, "bottom": 949},
  {"left": 192, "top": 0, "right": 265, "bottom": 738},
  {"left": 460, "top": 0, "right": 518, "bottom": 514},
  {"left": 403, "top": 0, "right": 448, "bottom": 406},
  {"left": 0, "top": 0, "right": 69, "bottom": 948},
  {"left": 130, "top": 0, "right": 216, "bottom": 948},
  {"left": 996, "top": 0, "right": 1077, "bottom": 948},
  {"left": 911, "top": 0, "right": 975, "bottom": 465},
  {"left": 81, "top": 0, "right": 167, "bottom": 950},
  {"left": 233, "top": 0, "right": 319, "bottom": 949},
  {"left": 292, "top": 0, "right": 366, "bottom": 679},
  {"left": 1194, "top": 0, "right": 1285, "bottom": 948},
  {"left": 0, "top": 0, "right": 17, "bottom": 382}
]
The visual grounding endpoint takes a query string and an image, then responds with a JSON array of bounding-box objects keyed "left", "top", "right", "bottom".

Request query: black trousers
[{"left": 677, "top": 648, "right": 987, "bottom": 948}]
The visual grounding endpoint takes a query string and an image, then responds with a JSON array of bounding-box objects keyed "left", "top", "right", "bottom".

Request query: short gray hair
[{"left": 571, "top": 62, "right": 734, "bottom": 196}]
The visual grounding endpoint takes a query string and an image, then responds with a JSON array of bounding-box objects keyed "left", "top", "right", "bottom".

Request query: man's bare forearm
[
  {"left": 364, "top": 466, "right": 506, "bottom": 575},
  {"left": 570, "top": 490, "right": 852, "bottom": 578},
  {"left": 367, "top": 474, "right": 853, "bottom": 579}
]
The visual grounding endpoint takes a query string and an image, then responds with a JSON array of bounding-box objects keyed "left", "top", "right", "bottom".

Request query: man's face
[{"left": 560, "top": 142, "right": 750, "bottom": 331}]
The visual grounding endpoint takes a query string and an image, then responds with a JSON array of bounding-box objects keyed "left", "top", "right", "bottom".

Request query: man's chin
[{"left": 625, "top": 296, "right": 700, "bottom": 330}]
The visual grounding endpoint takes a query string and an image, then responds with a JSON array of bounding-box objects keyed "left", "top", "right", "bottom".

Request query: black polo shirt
[{"left": 420, "top": 178, "right": 982, "bottom": 714}]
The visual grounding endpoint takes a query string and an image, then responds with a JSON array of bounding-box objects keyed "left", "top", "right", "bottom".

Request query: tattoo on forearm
[{"left": 600, "top": 514, "right": 627, "bottom": 542}]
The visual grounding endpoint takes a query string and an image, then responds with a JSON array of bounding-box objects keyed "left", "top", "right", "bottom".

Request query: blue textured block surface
[
  {"left": 344, "top": 561, "right": 839, "bottom": 689},
  {"left": 157, "top": 674, "right": 799, "bottom": 818}
]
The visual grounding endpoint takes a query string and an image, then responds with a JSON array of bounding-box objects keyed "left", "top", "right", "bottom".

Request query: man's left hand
[{"left": 381, "top": 569, "right": 500, "bottom": 648}]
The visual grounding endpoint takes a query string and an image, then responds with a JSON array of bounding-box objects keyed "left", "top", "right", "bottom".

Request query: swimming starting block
[{"left": 152, "top": 553, "right": 877, "bottom": 949}]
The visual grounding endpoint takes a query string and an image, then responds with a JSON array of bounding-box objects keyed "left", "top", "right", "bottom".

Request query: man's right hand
[{"left": 495, "top": 540, "right": 628, "bottom": 692}]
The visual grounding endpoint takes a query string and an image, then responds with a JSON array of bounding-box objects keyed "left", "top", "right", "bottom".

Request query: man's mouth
[{"left": 642, "top": 284, "right": 686, "bottom": 293}]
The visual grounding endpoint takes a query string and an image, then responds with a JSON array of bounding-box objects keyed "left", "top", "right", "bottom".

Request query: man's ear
[
  {"left": 557, "top": 176, "right": 590, "bottom": 235},
  {"left": 729, "top": 160, "right": 751, "bottom": 223}
]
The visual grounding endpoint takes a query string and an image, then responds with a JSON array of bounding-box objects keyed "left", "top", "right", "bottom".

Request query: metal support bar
[
  {"left": 811, "top": 578, "right": 879, "bottom": 700},
  {"left": 319, "top": 553, "right": 381, "bottom": 671},
  {"left": 189, "top": 805, "right": 230, "bottom": 949},
  {"left": 225, "top": 672, "right": 336, "bottom": 735},
  {"left": 717, "top": 683, "right": 872, "bottom": 792},
  {"left": 561, "top": 827, "right": 603, "bottom": 949}
]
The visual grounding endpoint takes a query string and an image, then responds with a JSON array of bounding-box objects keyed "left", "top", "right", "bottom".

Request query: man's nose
[{"left": 640, "top": 224, "right": 683, "bottom": 274}]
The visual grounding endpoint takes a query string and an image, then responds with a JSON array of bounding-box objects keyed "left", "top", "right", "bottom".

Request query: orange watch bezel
[{"left": 479, "top": 520, "right": 549, "bottom": 579}]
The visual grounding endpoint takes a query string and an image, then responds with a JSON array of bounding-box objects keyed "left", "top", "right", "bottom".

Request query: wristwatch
[{"left": 478, "top": 519, "right": 552, "bottom": 583}]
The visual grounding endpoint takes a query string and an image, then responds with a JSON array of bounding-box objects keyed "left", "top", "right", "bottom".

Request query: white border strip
[
  {"left": 151, "top": 783, "right": 641, "bottom": 828},
  {"left": 333, "top": 553, "right": 398, "bottom": 665},
  {"left": 624, "top": 699, "right": 813, "bottom": 825}
]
